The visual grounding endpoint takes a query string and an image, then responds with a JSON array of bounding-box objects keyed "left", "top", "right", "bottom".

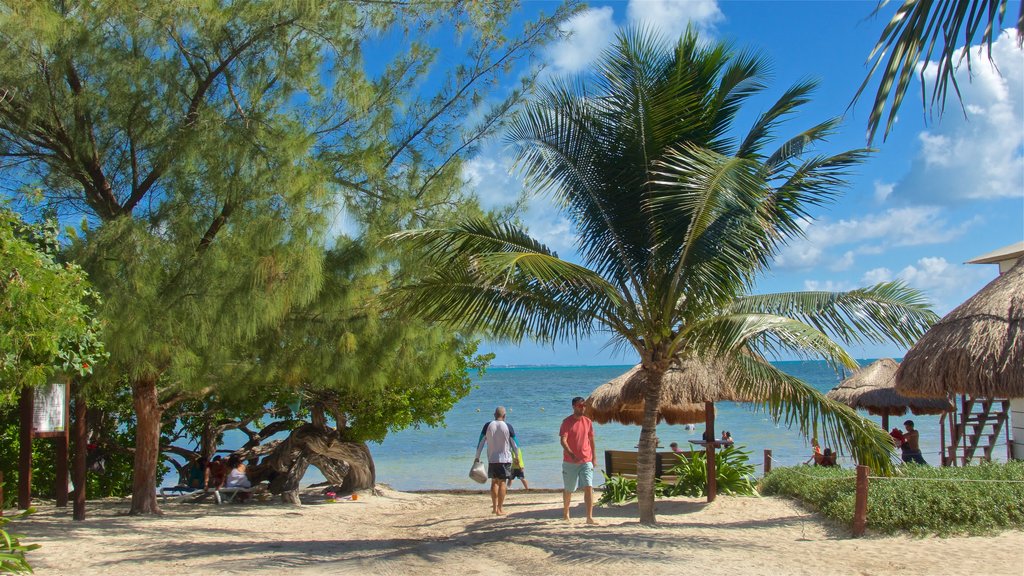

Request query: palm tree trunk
[{"left": 636, "top": 367, "right": 665, "bottom": 525}]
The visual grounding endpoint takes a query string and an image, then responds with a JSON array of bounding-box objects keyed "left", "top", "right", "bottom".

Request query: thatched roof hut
[
  {"left": 826, "top": 358, "right": 952, "bottom": 419},
  {"left": 585, "top": 357, "right": 754, "bottom": 426},
  {"left": 895, "top": 259, "right": 1024, "bottom": 398}
]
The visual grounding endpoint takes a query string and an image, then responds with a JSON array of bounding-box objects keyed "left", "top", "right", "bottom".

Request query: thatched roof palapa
[
  {"left": 895, "top": 259, "right": 1024, "bottom": 398},
  {"left": 826, "top": 358, "right": 952, "bottom": 416},
  {"left": 585, "top": 357, "right": 755, "bottom": 426}
]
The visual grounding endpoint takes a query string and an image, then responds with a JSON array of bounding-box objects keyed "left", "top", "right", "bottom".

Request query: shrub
[
  {"left": 597, "top": 445, "right": 758, "bottom": 505},
  {"left": 665, "top": 444, "right": 758, "bottom": 497},
  {"left": 0, "top": 508, "right": 38, "bottom": 573},
  {"left": 760, "top": 461, "right": 1024, "bottom": 536}
]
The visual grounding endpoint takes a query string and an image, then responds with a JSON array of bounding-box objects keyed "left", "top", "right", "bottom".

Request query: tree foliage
[
  {"left": 0, "top": 208, "right": 104, "bottom": 406},
  {"left": 0, "top": 0, "right": 575, "bottom": 511},
  {"left": 389, "top": 27, "right": 938, "bottom": 524}
]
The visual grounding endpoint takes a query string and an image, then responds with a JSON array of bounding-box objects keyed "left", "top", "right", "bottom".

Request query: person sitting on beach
[
  {"left": 205, "top": 455, "right": 227, "bottom": 490},
  {"left": 720, "top": 431, "right": 734, "bottom": 445},
  {"left": 507, "top": 446, "right": 529, "bottom": 491},
  {"left": 900, "top": 420, "right": 928, "bottom": 465},
  {"left": 817, "top": 447, "right": 838, "bottom": 467},
  {"left": 803, "top": 438, "right": 822, "bottom": 465}
]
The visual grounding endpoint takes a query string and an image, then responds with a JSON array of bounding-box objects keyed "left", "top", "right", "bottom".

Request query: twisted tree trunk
[{"left": 249, "top": 423, "right": 375, "bottom": 505}]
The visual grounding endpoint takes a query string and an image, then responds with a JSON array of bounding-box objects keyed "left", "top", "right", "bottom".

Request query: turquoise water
[
  {"left": 367, "top": 361, "right": 952, "bottom": 490},
  {"left": 183, "top": 361, "right": 968, "bottom": 490}
]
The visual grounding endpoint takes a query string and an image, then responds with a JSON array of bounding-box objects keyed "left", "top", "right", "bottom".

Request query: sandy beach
[{"left": 12, "top": 487, "right": 1023, "bottom": 576}]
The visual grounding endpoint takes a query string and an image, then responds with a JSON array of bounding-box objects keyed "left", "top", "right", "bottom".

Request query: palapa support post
[
  {"left": 853, "top": 465, "right": 869, "bottom": 536},
  {"left": 73, "top": 386, "right": 88, "bottom": 521},
  {"left": 763, "top": 449, "right": 772, "bottom": 476},
  {"left": 18, "top": 388, "right": 33, "bottom": 510},
  {"left": 705, "top": 400, "right": 716, "bottom": 502},
  {"left": 881, "top": 414, "right": 889, "bottom": 432}
]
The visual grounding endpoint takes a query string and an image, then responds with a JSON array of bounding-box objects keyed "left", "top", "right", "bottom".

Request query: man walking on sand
[
  {"left": 474, "top": 406, "right": 519, "bottom": 515},
  {"left": 560, "top": 396, "right": 597, "bottom": 524}
]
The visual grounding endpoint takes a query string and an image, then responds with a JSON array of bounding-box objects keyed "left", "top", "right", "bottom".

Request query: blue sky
[{"left": 464, "top": 0, "right": 1024, "bottom": 366}]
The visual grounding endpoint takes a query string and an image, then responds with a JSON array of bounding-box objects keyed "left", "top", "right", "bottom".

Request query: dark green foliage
[
  {"left": 664, "top": 445, "right": 758, "bottom": 497},
  {"left": 597, "top": 473, "right": 671, "bottom": 506},
  {"left": 760, "top": 462, "right": 1024, "bottom": 536},
  {"left": 597, "top": 446, "right": 757, "bottom": 505},
  {"left": 0, "top": 508, "right": 38, "bottom": 573},
  {"left": 0, "top": 403, "right": 138, "bottom": 507},
  {"left": 0, "top": 208, "right": 105, "bottom": 406}
]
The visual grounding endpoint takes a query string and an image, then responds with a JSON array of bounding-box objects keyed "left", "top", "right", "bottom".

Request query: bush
[
  {"left": 597, "top": 445, "right": 758, "bottom": 505},
  {"left": 760, "top": 461, "right": 1024, "bottom": 536},
  {"left": 0, "top": 508, "right": 38, "bottom": 573},
  {"left": 664, "top": 444, "right": 758, "bottom": 497}
]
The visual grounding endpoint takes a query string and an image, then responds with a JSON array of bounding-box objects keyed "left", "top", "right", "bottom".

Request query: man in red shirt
[{"left": 559, "top": 396, "right": 597, "bottom": 524}]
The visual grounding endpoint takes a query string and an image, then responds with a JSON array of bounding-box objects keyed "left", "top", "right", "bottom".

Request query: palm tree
[
  {"left": 389, "top": 28, "right": 938, "bottom": 524},
  {"left": 857, "top": 0, "right": 1024, "bottom": 143}
]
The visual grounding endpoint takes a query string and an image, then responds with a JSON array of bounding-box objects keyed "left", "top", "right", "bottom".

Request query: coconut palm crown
[{"left": 389, "top": 28, "right": 938, "bottom": 524}]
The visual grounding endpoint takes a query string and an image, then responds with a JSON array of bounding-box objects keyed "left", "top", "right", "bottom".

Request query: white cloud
[
  {"left": 774, "top": 206, "right": 976, "bottom": 270},
  {"left": 545, "top": 1, "right": 723, "bottom": 76},
  {"left": 803, "top": 279, "right": 854, "bottom": 291},
  {"left": 861, "top": 267, "right": 893, "bottom": 285},
  {"left": 889, "top": 30, "right": 1024, "bottom": 203},
  {"left": 873, "top": 180, "right": 895, "bottom": 202},
  {"left": 627, "top": 0, "right": 723, "bottom": 42},
  {"left": 462, "top": 153, "right": 521, "bottom": 210},
  {"left": 546, "top": 7, "right": 617, "bottom": 75}
]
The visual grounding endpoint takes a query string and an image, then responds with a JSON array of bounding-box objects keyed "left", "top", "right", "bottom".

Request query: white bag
[{"left": 469, "top": 459, "right": 487, "bottom": 484}]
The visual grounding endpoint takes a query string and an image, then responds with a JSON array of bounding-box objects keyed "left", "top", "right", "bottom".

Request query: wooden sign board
[{"left": 32, "top": 382, "right": 68, "bottom": 438}]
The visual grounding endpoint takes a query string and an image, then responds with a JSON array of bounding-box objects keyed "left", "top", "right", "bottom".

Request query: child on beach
[{"left": 507, "top": 447, "right": 529, "bottom": 490}]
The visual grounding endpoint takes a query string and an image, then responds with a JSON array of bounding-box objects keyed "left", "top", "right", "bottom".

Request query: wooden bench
[{"left": 604, "top": 449, "right": 694, "bottom": 484}]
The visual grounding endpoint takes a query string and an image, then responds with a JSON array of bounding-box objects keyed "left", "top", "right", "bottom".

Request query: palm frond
[
  {"left": 854, "top": 0, "right": 1023, "bottom": 143},
  {"left": 729, "top": 354, "right": 897, "bottom": 473},
  {"left": 728, "top": 282, "right": 938, "bottom": 348},
  {"left": 737, "top": 78, "right": 819, "bottom": 159},
  {"left": 679, "top": 313, "right": 860, "bottom": 372}
]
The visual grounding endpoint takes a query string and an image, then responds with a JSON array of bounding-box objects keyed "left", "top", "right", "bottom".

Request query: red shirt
[{"left": 559, "top": 415, "right": 594, "bottom": 464}]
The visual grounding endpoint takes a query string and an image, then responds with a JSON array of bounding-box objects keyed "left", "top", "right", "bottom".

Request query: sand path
[{"left": 12, "top": 488, "right": 1023, "bottom": 575}]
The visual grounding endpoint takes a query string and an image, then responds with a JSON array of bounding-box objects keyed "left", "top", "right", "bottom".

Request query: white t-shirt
[{"left": 475, "top": 420, "right": 517, "bottom": 464}]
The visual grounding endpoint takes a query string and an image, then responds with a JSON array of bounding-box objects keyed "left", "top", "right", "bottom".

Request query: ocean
[{"left": 183, "top": 361, "right": 966, "bottom": 491}]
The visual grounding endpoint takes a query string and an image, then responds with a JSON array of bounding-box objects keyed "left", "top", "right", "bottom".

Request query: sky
[{"left": 463, "top": 0, "right": 1024, "bottom": 366}]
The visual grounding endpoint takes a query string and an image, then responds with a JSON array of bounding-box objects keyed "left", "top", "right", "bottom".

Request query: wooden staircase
[{"left": 943, "top": 396, "right": 1011, "bottom": 466}]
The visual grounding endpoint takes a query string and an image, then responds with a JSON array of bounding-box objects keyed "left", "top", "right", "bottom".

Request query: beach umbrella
[
  {"left": 895, "top": 259, "right": 1024, "bottom": 399},
  {"left": 826, "top": 358, "right": 952, "bottom": 430},
  {"left": 585, "top": 357, "right": 750, "bottom": 426}
]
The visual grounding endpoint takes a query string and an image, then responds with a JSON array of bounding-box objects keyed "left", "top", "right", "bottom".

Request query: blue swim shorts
[{"left": 561, "top": 461, "right": 593, "bottom": 492}]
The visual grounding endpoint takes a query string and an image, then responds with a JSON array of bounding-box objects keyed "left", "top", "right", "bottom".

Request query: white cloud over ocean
[{"left": 860, "top": 257, "right": 993, "bottom": 314}]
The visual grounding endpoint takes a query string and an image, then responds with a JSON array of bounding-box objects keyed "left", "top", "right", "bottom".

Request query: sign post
[{"left": 18, "top": 382, "right": 71, "bottom": 510}]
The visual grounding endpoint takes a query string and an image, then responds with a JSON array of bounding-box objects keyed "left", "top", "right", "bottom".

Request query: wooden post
[
  {"left": 852, "top": 464, "right": 869, "bottom": 537},
  {"left": 705, "top": 401, "right": 716, "bottom": 502},
  {"left": 763, "top": 449, "right": 772, "bottom": 476},
  {"left": 73, "top": 387, "right": 87, "bottom": 521},
  {"left": 881, "top": 414, "right": 889, "bottom": 432},
  {"left": 18, "top": 389, "right": 33, "bottom": 510}
]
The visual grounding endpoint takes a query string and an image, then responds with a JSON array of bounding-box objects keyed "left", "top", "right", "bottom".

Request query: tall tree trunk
[
  {"left": 129, "top": 378, "right": 163, "bottom": 515},
  {"left": 637, "top": 367, "right": 665, "bottom": 525}
]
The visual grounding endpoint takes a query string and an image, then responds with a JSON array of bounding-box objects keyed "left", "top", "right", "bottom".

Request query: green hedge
[{"left": 760, "top": 461, "right": 1024, "bottom": 536}]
